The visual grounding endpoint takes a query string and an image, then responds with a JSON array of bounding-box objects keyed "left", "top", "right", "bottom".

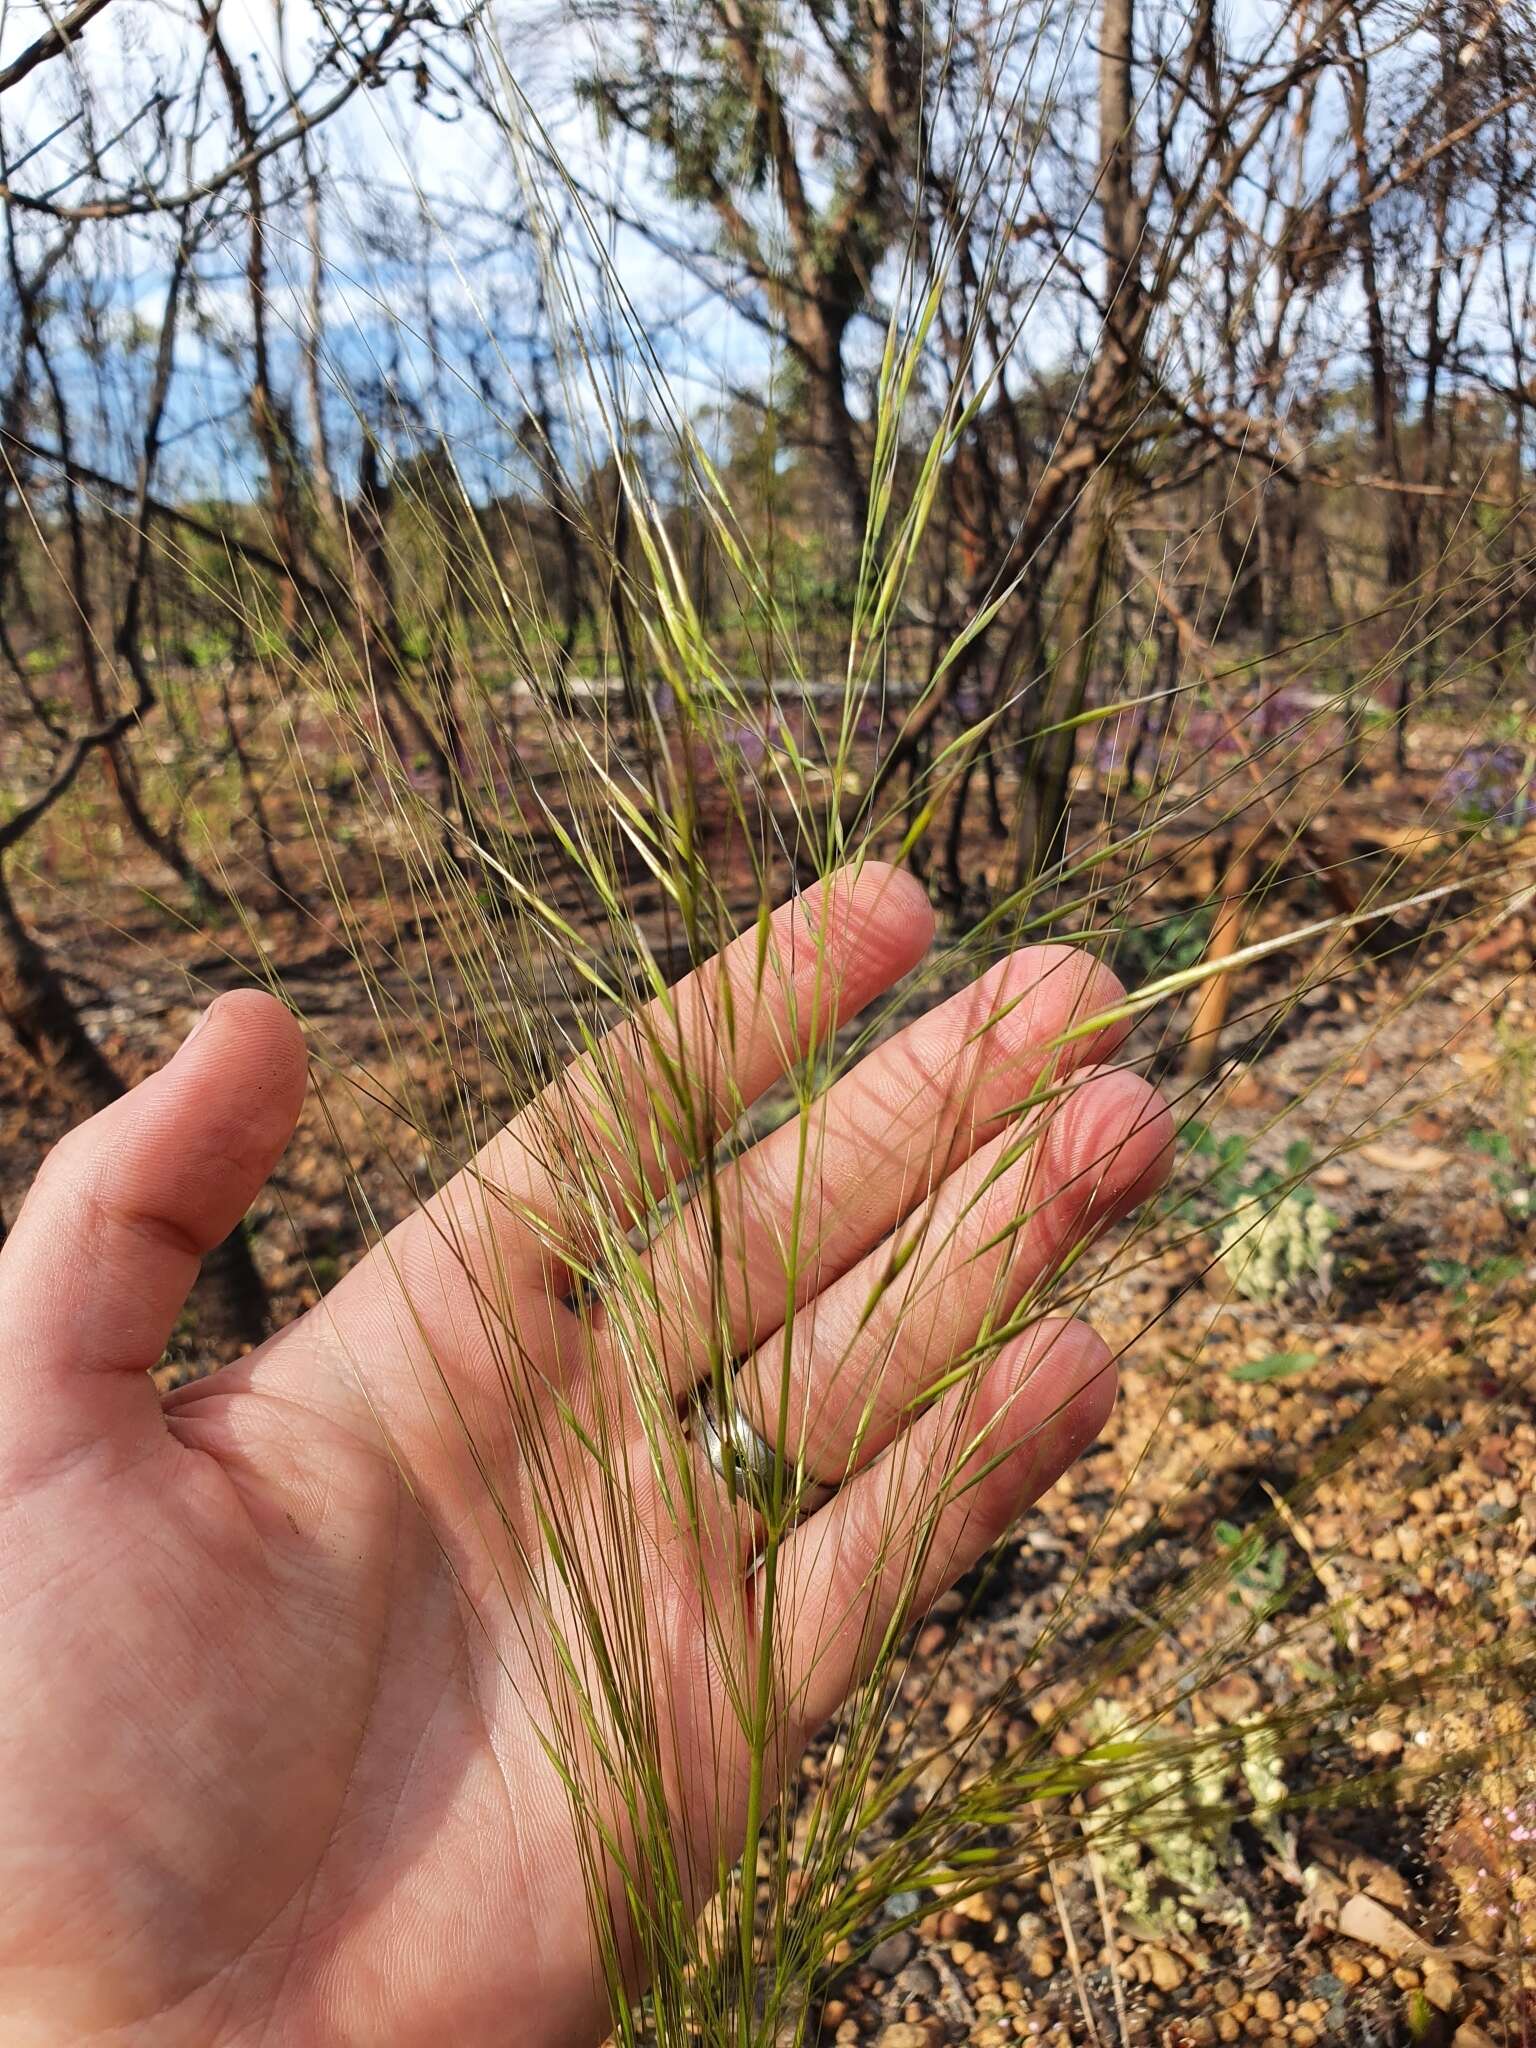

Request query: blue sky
[
  {"left": 1, "top": 0, "right": 786, "bottom": 495},
  {"left": 3, "top": 0, "right": 1529, "bottom": 506}
]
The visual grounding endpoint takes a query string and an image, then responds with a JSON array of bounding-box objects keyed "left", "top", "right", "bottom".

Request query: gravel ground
[{"left": 807, "top": 930, "right": 1536, "bottom": 2046}]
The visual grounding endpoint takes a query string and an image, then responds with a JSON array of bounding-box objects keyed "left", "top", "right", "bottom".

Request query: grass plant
[{"left": 10, "top": 2, "right": 1536, "bottom": 2035}]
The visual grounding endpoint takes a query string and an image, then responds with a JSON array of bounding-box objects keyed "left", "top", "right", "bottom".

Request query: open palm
[{"left": 0, "top": 865, "right": 1168, "bottom": 2047}]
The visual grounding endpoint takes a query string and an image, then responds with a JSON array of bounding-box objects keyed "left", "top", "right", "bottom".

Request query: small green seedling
[{"left": 1230, "top": 1351, "right": 1318, "bottom": 1384}]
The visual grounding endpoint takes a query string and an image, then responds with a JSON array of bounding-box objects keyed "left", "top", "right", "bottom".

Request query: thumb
[{"left": 0, "top": 990, "right": 307, "bottom": 1483}]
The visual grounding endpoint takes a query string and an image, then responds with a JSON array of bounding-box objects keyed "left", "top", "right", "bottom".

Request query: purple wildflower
[{"left": 1440, "top": 742, "right": 1535, "bottom": 827}]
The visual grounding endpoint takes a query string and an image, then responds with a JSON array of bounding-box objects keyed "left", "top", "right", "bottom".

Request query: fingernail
[{"left": 177, "top": 998, "right": 220, "bottom": 1054}]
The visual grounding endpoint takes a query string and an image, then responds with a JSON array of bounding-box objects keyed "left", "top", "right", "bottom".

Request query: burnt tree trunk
[
  {"left": 0, "top": 861, "right": 122, "bottom": 1108},
  {"left": 1013, "top": 0, "right": 1142, "bottom": 887}
]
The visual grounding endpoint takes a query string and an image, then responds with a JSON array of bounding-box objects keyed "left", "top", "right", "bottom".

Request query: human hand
[{"left": 0, "top": 865, "right": 1169, "bottom": 2046}]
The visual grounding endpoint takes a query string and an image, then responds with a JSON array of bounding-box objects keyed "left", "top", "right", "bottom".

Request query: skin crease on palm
[{"left": 0, "top": 864, "right": 1171, "bottom": 2048}]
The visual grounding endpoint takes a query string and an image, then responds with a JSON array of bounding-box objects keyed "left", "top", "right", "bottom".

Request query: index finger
[{"left": 329, "top": 863, "right": 936, "bottom": 1351}]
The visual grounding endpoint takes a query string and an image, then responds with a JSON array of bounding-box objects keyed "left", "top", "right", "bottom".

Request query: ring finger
[{"left": 641, "top": 1061, "right": 1167, "bottom": 1560}]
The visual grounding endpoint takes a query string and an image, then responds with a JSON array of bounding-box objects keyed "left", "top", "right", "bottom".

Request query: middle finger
[{"left": 593, "top": 945, "right": 1129, "bottom": 1408}]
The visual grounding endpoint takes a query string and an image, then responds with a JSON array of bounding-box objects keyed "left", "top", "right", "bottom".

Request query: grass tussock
[{"left": 5, "top": 0, "right": 1536, "bottom": 2035}]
